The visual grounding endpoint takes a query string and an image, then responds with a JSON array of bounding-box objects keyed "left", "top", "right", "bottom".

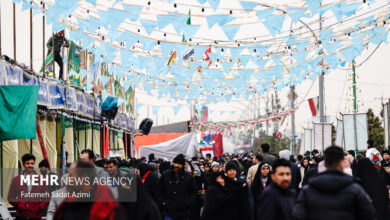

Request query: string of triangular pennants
[
  {"left": 135, "top": 103, "right": 185, "bottom": 116},
  {"left": 17, "top": 0, "right": 390, "bottom": 105},
  {"left": 191, "top": 108, "right": 297, "bottom": 129}
]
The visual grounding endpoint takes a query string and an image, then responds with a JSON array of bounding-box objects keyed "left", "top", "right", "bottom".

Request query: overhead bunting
[
  {"left": 192, "top": 109, "right": 297, "bottom": 129},
  {"left": 19, "top": 0, "right": 390, "bottom": 106}
]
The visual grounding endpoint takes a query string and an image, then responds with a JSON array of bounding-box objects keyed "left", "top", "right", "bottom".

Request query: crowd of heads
[{"left": 11, "top": 138, "right": 390, "bottom": 220}]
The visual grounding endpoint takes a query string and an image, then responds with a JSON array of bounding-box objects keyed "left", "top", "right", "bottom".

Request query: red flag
[
  {"left": 204, "top": 46, "right": 212, "bottom": 66},
  {"left": 308, "top": 97, "right": 318, "bottom": 116},
  {"left": 213, "top": 134, "right": 223, "bottom": 157},
  {"left": 36, "top": 116, "right": 50, "bottom": 168}
]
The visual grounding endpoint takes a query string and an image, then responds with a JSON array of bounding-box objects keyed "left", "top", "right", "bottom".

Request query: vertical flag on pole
[
  {"left": 308, "top": 96, "right": 319, "bottom": 117},
  {"left": 36, "top": 115, "right": 50, "bottom": 167}
]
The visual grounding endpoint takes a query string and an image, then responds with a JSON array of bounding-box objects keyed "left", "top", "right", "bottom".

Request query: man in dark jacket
[
  {"left": 136, "top": 162, "right": 160, "bottom": 204},
  {"left": 46, "top": 30, "right": 69, "bottom": 80},
  {"left": 256, "top": 159, "right": 295, "bottom": 220},
  {"left": 159, "top": 154, "right": 197, "bottom": 220},
  {"left": 279, "top": 150, "right": 301, "bottom": 192},
  {"left": 293, "top": 146, "right": 376, "bottom": 220},
  {"left": 261, "top": 143, "right": 277, "bottom": 166}
]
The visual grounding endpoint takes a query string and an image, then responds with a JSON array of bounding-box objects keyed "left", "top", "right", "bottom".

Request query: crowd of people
[{"left": 6, "top": 140, "right": 390, "bottom": 220}]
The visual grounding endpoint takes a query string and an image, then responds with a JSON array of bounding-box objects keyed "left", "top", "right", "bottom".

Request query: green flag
[
  {"left": 68, "top": 41, "right": 81, "bottom": 87},
  {"left": 40, "top": 50, "right": 54, "bottom": 76},
  {"left": 0, "top": 86, "right": 40, "bottom": 141},
  {"left": 186, "top": 9, "right": 191, "bottom": 25}
]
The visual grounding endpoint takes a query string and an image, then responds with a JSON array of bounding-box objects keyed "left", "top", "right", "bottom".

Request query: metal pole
[
  {"left": 30, "top": 139, "right": 32, "bottom": 154},
  {"left": 30, "top": 6, "right": 33, "bottom": 71},
  {"left": 84, "top": 123, "right": 87, "bottom": 150},
  {"left": 353, "top": 114, "right": 358, "bottom": 153},
  {"left": 322, "top": 124, "right": 325, "bottom": 152},
  {"left": 258, "top": 93, "right": 260, "bottom": 118},
  {"left": 319, "top": 15, "right": 325, "bottom": 123},
  {"left": 42, "top": 3, "right": 45, "bottom": 77},
  {"left": 352, "top": 61, "right": 357, "bottom": 113},
  {"left": 125, "top": 132, "right": 128, "bottom": 159},
  {"left": 74, "top": 119, "right": 77, "bottom": 161},
  {"left": 290, "top": 86, "right": 296, "bottom": 155},
  {"left": 13, "top": 3, "right": 16, "bottom": 61},
  {"left": 111, "top": 129, "right": 114, "bottom": 150},
  {"left": 91, "top": 123, "right": 94, "bottom": 151},
  {"left": 266, "top": 90, "right": 269, "bottom": 134},
  {"left": 352, "top": 61, "right": 358, "bottom": 153}
]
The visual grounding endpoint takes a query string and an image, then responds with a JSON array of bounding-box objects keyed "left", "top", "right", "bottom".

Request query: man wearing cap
[
  {"left": 46, "top": 30, "right": 69, "bottom": 80},
  {"left": 158, "top": 154, "right": 197, "bottom": 220}
]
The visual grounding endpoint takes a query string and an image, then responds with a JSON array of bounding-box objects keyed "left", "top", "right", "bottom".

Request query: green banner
[
  {"left": 68, "top": 41, "right": 81, "bottom": 87},
  {"left": 0, "top": 86, "right": 40, "bottom": 141},
  {"left": 114, "top": 79, "right": 122, "bottom": 98},
  {"left": 125, "top": 87, "right": 135, "bottom": 114},
  {"left": 40, "top": 50, "right": 54, "bottom": 76}
]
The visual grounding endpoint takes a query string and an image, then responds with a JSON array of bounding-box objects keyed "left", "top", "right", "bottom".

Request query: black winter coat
[
  {"left": 118, "top": 175, "right": 162, "bottom": 220},
  {"left": 144, "top": 171, "right": 160, "bottom": 204},
  {"left": 158, "top": 169, "right": 197, "bottom": 218},
  {"left": 251, "top": 165, "right": 272, "bottom": 203},
  {"left": 201, "top": 177, "right": 251, "bottom": 220},
  {"left": 290, "top": 163, "right": 302, "bottom": 191},
  {"left": 293, "top": 169, "right": 376, "bottom": 220},
  {"left": 301, "top": 166, "right": 318, "bottom": 186},
  {"left": 255, "top": 182, "right": 295, "bottom": 220}
]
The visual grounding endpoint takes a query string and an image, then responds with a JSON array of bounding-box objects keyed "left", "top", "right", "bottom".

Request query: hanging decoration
[
  {"left": 192, "top": 108, "right": 297, "bottom": 129},
  {"left": 20, "top": 0, "right": 390, "bottom": 108}
]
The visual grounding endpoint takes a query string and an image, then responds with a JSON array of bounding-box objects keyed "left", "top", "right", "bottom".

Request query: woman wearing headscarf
[
  {"left": 201, "top": 172, "right": 226, "bottom": 220},
  {"left": 201, "top": 172, "right": 250, "bottom": 220},
  {"left": 353, "top": 157, "right": 390, "bottom": 220},
  {"left": 251, "top": 163, "right": 272, "bottom": 204},
  {"left": 210, "top": 161, "right": 220, "bottom": 174},
  {"left": 201, "top": 171, "right": 250, "bottom": 220},
  {"left": 190, "top": 168, "right": 207, "bottom": 220},
  {"left": 299, "top": 158, "right": 310, "bottom": 188}
]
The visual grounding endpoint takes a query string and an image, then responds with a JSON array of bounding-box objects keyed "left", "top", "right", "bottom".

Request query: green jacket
[{"left": 46, "top": 35, "right": 69, "bottom": 53}]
